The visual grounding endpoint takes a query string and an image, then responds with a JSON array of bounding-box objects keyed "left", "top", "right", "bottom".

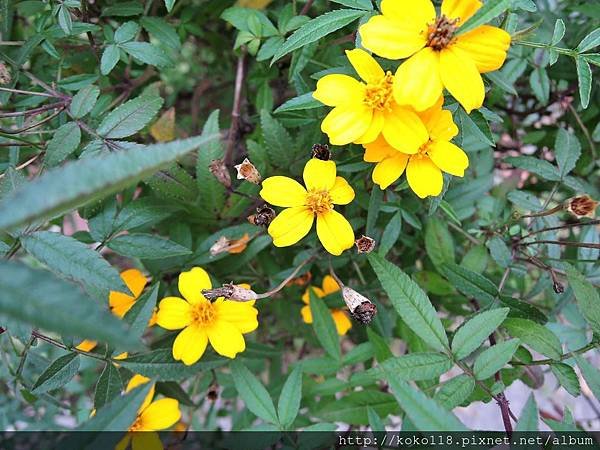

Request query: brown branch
[
  {"left": 300, "top": 0, "right": 314, "bottom": 15},
  {"left": 520, "top": 240, "right": 600, "bottom": 249},
  {"left": 223, "top": 49, "right": 247, "bottom": 166}
]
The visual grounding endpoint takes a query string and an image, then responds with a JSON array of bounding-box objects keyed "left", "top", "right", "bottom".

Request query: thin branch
[
  {"left": 0, "top": 154, "right": 42, "bottom": 179},
  {"left": 512, "top": 341, "right": 599, "bottom": 366},
  {"left": 0, "top": 107, "right": 65, "bottom": 134},
  {"left": 448, "top": 221, "right": 482, "bottom": 245},
  {"left": 223, "top": 49, "right": 247, "bottom": 166},
  {"left": 520, "top": 219, "right": 600, "bottom": 240},
  {"left": 0, "top": 86, "right": 56, "bottom": 97},
  {"left": 520, "top": 240, "right": 600, "bottom": 250},
  {"left": 300, "top": 0, "right": 315, "bottom": 15}
]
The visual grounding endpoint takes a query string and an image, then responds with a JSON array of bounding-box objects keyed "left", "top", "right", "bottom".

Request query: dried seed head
[
  {"left": 553, "top": 281, "right": 565, "bottom": 294},
  {"left": 209, "top": 159, "right": 231, "bottom": 188},
  {"left": 355, "top": 235, "right": 376, "bottom": 253},
  {"left": 209, "top": 234, "right": 251, "bottom": 256},
  {"left": 565, "top": 195, "right": 598, "bottom": 218},
  {"left": 311, "top": 144, "right": 331, "bottom": 161},
  {"left": 248, "top": 204, "right": 276, "bottom": 227},
  {"left": 202, "top": 283, "right": 258, "bottom": 302},
  {"left": 210, "top": 236, "right": 230, "bottom": 256},
  {"left": 207, "top": 384, "right": 219, "bottom": 401},
  {"left": 0, "top": 63, "right": 11, "bottom": 85},
  {"left": 342, "top": 286, "right": 377, "bottom": 324},
  {"left": 234, "top": 158, "right": 261, "bottom": 184}
]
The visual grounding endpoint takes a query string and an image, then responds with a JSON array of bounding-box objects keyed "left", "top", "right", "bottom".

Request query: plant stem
[
  {"left": 521, "top": 240, "right": 600, "bottom": 249},
  {"left": 512, "top": 341, "right": 599, "bottom": 366},
  {"left": 223, "top": 49, "right": 247, "bottom": 166}
]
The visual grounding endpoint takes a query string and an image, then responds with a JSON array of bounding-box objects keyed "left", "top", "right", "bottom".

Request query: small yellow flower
[
  {"left": 116, "top": 375, "right": 181, "bottom": 450},
  {"left": 260, "top": 159, "right": 356, "bottom": 256},
  {"left": 156, "top": 267, "right": 258, "bottom": 366},
  {"left": 359, "top": 0, "right": 511, "bottom": 112},
  {"left": 313, "top": 48, "right": 429, "bottom": 152},
  {"left": 301, "top": 275, "right": 352, "bottom": 336},
  {"left": 364, "top": 98, "right": 469, "bottom": 198}
]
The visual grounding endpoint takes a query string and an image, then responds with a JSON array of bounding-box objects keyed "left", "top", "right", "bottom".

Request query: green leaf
[
  {"left": 369, "top": 254, "right": 449, "bottom": 352},
  {"left": 452, "top": 308, "right": 510, "bottom": 360},
  {"left": 434, "top": 374, "right": 475, "bottom": 410},
  {"left": 503, "top": 318, "right": 562, "bottom": 360},
  {"left": 140, "top": 17, "right": 181, "bottom": 50},
  {"left": 378, "top": 211, "right": 402, "bottom": 257},
  {"left": 499, "top": 295, "right": 547, "bottom": 324},
  {"left": 21, "top": 231, "right": 128, "bottom": 294},
  {"left": 272, "top": 9, "right": 366, "bottom": 62},
  {"left": 97, "top": 95, "right": 163, "bottom": 139},
  {"left": 330, "top": 0, "right": 373, "bottom": 10},
  {"left": 107, "top": 233, "right": 191, "bottom": 259},
  {"left": 473, "top": 338, "right": 520, "bottom": 380},
  {"left": 114, "top": 21, "right": 139, "bottom": 43},
  {"left": 577, "top": 28, "right": 600, "bottom": 52},
  {"left": 123, "top": 284, "right": 159, "bottom": 341},
  {"left": 119, "top": 349, "right": 226, "bottom": 381},
  {"left": 309, "top": 289, "right": 340, "bottom": 361},
  {"left": 273, "top": 92, "right": 323, "bottom": 113},
  {"left": 515, "top": 393, "right": 538, "bottom": 432},
  {"left": 102, "top": 1, "right": 143, "bottom": 17},
  {"left": 32, "top": 353, "right": 80, "bottom": 393},
  {"left": 457, "top": 0, "right": 511, "bottom": 35},
  {"left": 277, "top": 365, "right": 303, "bottom": 429},
  {"left": 94, "top": 363, "right": 124, "bottom": 409},
  {"left": 313, "top": 390, "right": 397, "bottom": 425},
  {"left": 164, "top": 0, "right": 176, "bottom": 13},
  {"left": 550, "top": 363, "right": 581, "bottom": 397},
  {"left": 529, "top": 67, "right": 550, "bottom": 104},
  {"left": 260, "top": 110, "right": 294, "bottom": 167},
  {"left": 120, "top": 42, "right": 171, "bottom": 68},
  {"left": 485, "top": 71, "right": 517, "bottom": 95},
  {"left": 565, "top": 264, "right": 600, "bottom": 336},
  {"left": 424, "top": 217, "right": 455, "bottom": 270},
  {"left": 57, "top": 5, "right": 73, "bottom": 35},
  {"left": 70, "top": 85, "right": 100, "bottom": 119},
  {"left": 367, "top": 405, "right": 385, "bottom": 434},
  {"left": 554, "top": 129, "right": 581, "bottom": 178},
  {"left": 100, "top": 44, "right": 120, "bottom": 75},
  {"left": 576, "top": 57, "right": 592, "bottom": 109},
  {"left": 0, "top": 134, "right": 218, "bottom": 230},
  {"left": 574, "top": 355, "right": 600, "bottom": 402},
  {"left": 196, "top": 110, "right": 225, "bottom": 213},
  {"left": 230, "top": 360, "right": 279, "bottom": 425},
  {"left": 0, "top": 261, "right": 139, "bottom": 348},
  {"left": 551, "top": 19, "right": 565, "bottom": 45},
  {"left": 383, "top": 368, "right": 467, "bottom": 431},
  {"left": 440, "top": 263, "right": 498, "bottom": 304},
  {"left": 45, "top": 122, "right": 81, "bottom": 166},
  {"left": 485, "top": 236, "right": 511, "bottom": 268}
]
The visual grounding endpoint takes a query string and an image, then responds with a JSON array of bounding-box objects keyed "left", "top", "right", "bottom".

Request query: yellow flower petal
[
  {"left": 260, "top": 176, "right": 307, "bottom": 207},
  {"left": 322, "top": 275, "right": 340, "bottom": 295},
  {"left": 121, "top": 268, "right": 147, "bottom": 298},
  {"left": 393, "top": 47, "right": 443, "bottom": 111},
  {"left": 331, "top": 310, "right": 352, "bottom": 335},
  {"left": 178, "top": 267, "right": 211, "bottom": 305},
  {"left": 382, "top": 105, "right": 429, "bottom": 154},
  {"left": 303, "top": 159, "right": 336, "bottom": 191},
  {"left": 139, "top": 399, "right": 181, "bottom": 431},
  {"left": 419, "top": 106, "right": 458, "bottom": 142},
  {"left": 301, "top": 286, "right": 325, "bottom": 304},
  {"left": 441, "top": 0, "right": 481, "bottom": 25},
  {"left": 113, "top": 352, "right": 128, "bottom": 360},
  {"left": 116, "top": 434, "right": 132, "bottom": 450},
  {"left": 329, "top": 177, "right": 355, "bottom": 205},
  {"left": 207, "top": 320, "right": 246, "bottom": 358},
  {"left": 300, "top": 304, "right": 313, "bottom": 324},
  {"left": 373, "top": 153, "right": 410, "bottom": 189},
  {"left": 359, "top": 15, "right": 426, "bottom": 61},
  {"left": 427, "top": 140, "right": 469, "bottom": 176},
  {"left": 316, "top": 210, "right": 355, "bottom": 256},
  {"left": 354, "top": 109, "right": 384, "bottom": 145},
  {"left": 321, "top": 104, "right": 373, "bottom": 146},
  {"left": 109, "top": 292, "right": 136, "bottom": 318},
  {"left": 131, "top": 432, "right": 163, "bottom": 450},
  {"left": 363, "top": 136, "right": 396, "bottom": 162},
  {"left": 75, "top": 340, "right": 97, "bottom": 352},
  {"left": 156, "top": 297, "right": 192, "bottom": 330},
  {"left": 345, "top": 48, "right": 384, "bottom": 84},
  {"left": 381, "top": 0, "right": 436, "bottom": 28},
  {"left": 453, "top": 25, "right": 511, "bottom": 73},
  {"left": 313, "top": 74, "right": 366, "bottom": 107},
  {"left": 406, "top": 156, "right": 444, "bottom": 198},
  {"left": 173, "top": 325, "right": 208, "bottom": 366},
  {"left": 440, "top": 47, "right": 484, "bottom": 113},
  {"left": 213, "top": 299, "right": 258, "bottom": 334},
  {"left": 268, "top": 206, "right": 314, "bottom": 248},
  {"left": 126, "top": 375, "right": 155, "bottom": 413}
]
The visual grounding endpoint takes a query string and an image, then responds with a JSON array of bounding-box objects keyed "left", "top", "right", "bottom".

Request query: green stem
[
  {"left": 515, "top": 40, "right": 578, "bottom": 57},
  {"left": 512, "top": 341, "right": 599, "bottom": 366}
]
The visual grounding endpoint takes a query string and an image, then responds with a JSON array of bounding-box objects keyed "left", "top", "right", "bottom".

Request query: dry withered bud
[
  {"left": 209, "top": 158, "right": 231, "bottom": 188},
  {"left": 248, "top": 204, "right": 276, "bottom": 227},
  {"left": 311, "top": 144, "right": 331, "bottom": 161},
  {"left": 210, "top": 236, "right": 230, "bottom": 256},
  {"left": 0, "top": 63, "right": 11, "bottom": 85},
  {"left": 207, "top": 384, "right": 219, "bottom": 401},
  {"left": 234, "top": 158, "right": 261, "bottom": 184},
  {"left": 342, "top": 286, "right": 377, "bottom": 324},
  {"left": 565, "top": 195, "right": 598, "bottom": 218},
  {"left": 553, "top": 281, "right": 565, "bottom": 294},
  {"left": 202, "top": 283, "right": 258, "bottom": 302},
  {"left": 355, "top": 235, "right": 376, "bottom": 253}
]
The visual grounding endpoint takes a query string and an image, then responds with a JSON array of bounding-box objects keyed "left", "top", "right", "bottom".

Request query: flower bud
[
  {"left": 341, "top": 286, "right": 377, "bottom": 324},
  {"left": 234, "top": 158, "right": 261, "bottom": 184},
  {"left": 311, "top": 143, "right": 331, "bottom": 161},
  {"left": 355, "top": 235, "right": 376, "bottom": 253},
  {"left": 565, "top": 195, "right": 598, "bottom": 218},
  {"left": 248, "top": 204, "right": 276, "bottom": 227},
  {"left": 209, "top": 158, "right": 231, "bottom": 188}
]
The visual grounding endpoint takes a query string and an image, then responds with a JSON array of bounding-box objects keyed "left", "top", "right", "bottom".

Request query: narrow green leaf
[
  {"left": 44, "top": 122, "right": 81, "bottom": 166},
  {"left": 515, "top": 393, "right": 538, "bottom": 432},
  {"left": 378, "top": 211, "right": 402, "bottom": 257},
  {"left": 314, "top": 390, "right": 397, "bottom": 425},
  {"left": 529, "top": 67, "right": 550, "bottom": 104},
  {"left": 107, "top": 233, "right": 191, "bottom": 259},
  {"left": 576, "top": 57, "right": 592, "bottom": 109},
  {"left": 196, "top": 110, "right": 226, "bottom": 213},
  {"left": 164, "top": 0, "right": 176, "bottom": 12},
  {"left": 70, "top": 85, "right": 100, "bottom": 119},
  {"left": 367, "top": 406, "right": 385, "bottom": 432},
  {"left": 260, "top": 110, "right": 294, "bottom": 167},
  {"left": 369, "top": 253, "right": 449, "bottom": 352},
  {"left": 230, "top": 360, "right": 279, "bottom": 425},
  {"left": 565, "top": 264, "right": 600, "bottom": 336},
  {"left": 551, "top": 363, "right": 581, "bottom": 397},
  {"left": 123, "top": 283, "right": 159, "bottom": 341},
  {"left": 97, "top": 95, "right": 163, "bottom": 138},
  {"left": 277, "top": 365, "right": 303, "bottom": 428},
  {"left": 330, "top": 0, "right": 373, "bottom": 10},
  {"left": 102, "top": 1, "right": 143, "bottom": 17},
  {"left": 57, "top": 5, "right": 73, "bottom": 35},
  {"left": 575, "top": 356, "right": 600, "bottom": 402},
  {"left": 473, "top": 338, "right": 520, "bottom": 380},
  {"left": 434, "top": 374, "right": 475, "bottom": 410},
  {"left": 309, "top": 289, "right": 340, "bottom": 361},
  {"left": 485, "top": 71, "right": 517, "bottom": 95},
  {"left": 424, "top": 217, "right": 455, "bottom": 269},
  {"left": 32, "top": 353, "right": 80, "bottom": 393},
  {"left": 551, "top": 19, "right": 565, "bottom": 45},
  {"left": 485, "top": 236, "right": 511, "bottom": 268},
  {"left": 554, "top": 129, "right": 582, "bottom": 178},
  {"left": 457, "top": 0, "right": 511, "bottom": 35},
  {"left": 94, "top": 363, "right": 124, "bottom": 409},
  {"left": 440, "top": 263, "right": 498, "bottom": 304},
  {"left": 100, "top": 44, "right": 120, "bottom": 75},
  {"left": 503, "top": 318, "right": 562, "bottom": 360},
  {"left": 577, "top": 28, "right": 600, "bottom": 52},
  {"left": 273, "top": 92, "right": 323, "bottom": 113},
  {"left": 452, "top": 308, "right": 510, "bottom": 360}
]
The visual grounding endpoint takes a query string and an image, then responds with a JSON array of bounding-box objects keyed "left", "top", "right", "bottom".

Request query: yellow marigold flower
[
  {"left": 156, "top": 267, "right": 258, "bottom": 366},
  {"left": 116, "top": 375, "right": 181, "bottom": 450},
  {"left": 364, "top": 98, "right": 468, "bottom": 198},
  {"left": 301, "top": 275, "right": 352, "bottom": 336},
  {"left": 260, "top": 159, "right": 355, "bottom": 256},
  {"left": 359, "top": 0, "right": 511, "bottom": 113},
  {"left": 312, "top": 48, "right": 428, "bottom": 152}
]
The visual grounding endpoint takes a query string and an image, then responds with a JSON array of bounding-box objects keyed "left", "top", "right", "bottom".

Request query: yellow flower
[
  {"left": 260, "top": 159, "right": 355, "bottom": 256},
  {"left": 359, "top": 0, "right": 511, "bottom": 113},
  {"left": 364, "top": 98, "right": 469, "bottom": 198},
  {"left": 116, "top": 375, "right": 181, "bottom": 450},
  {"left": 312, "top": 48, "right": 429, "bottom": 152},
  {"left": 155, "top": 267, "right": 258, "bottom": 366},
  {"left": 301, "top": 275, "right": 352, "bottom": 336}
]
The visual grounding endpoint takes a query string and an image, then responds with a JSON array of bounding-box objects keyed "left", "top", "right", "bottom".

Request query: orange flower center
[
  {"left": 364, "top": 72, "right": 394, "bottom": 110},
  {"left": 427, "top": 15, "right": 459, "bottom": 51},
  {"left": 306, "top": 189, "right": 333, "bottom": 215},
  {"left": 414, "top": 141, "right": 433, "bottom": 159},
  {"left": 191, "top": 302, "right": 216, "bottom": 326}
]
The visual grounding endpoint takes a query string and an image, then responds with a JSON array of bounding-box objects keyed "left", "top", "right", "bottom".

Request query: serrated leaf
[
  {"left": 504, "top": 156, "right": 561, "bottom": 181},
  {"left": 452, "top": 308, "right": 510, "bottom": 360},
  {"left": 97, "top": 95, "right": 163, "bottom": 139},
  {"left": 0, "top": 134, "right": 218, "bottom": 231},
  {"left": 70, "top": 85, "right": 100, "bottom": 119},
  {"left": 574, "top": 355, "right": 600, "bottom": 402},
  {"left": 231, "top": 360, "right": 279, "bottom": 424},
  {"left": 457, "top": 0, "right": 511, "bottom": 35},
  {"left": 277, "top": 365, "right": 303, "bottom": 428},
  {"left": 424, "top": 217, "right": 454, "bottom": 270},
  {"left": 123, "top": 283, "right": 158, "bottom": 341},
  {"left": 107, "top": 233, "right": 191, "bottom": 259},
  {"left": 486, "top": 236, "right": 511, "bottom": 268},
  {"left": 473, "top": 338, "right": 520, "bottom": 380},
  {"left": 576, "top": 57, "right": 592, "bottom": 109},
  {"left": 369, "top": 254, "right": 449, "bottom": 352},
  {"left": 378, "top": 211, "right": 402, "bottom": 257},
  {"left": 565, "top": 264, "right": 600, "bottom": 336},
  {"left": 94, "top": 363, "right": 123, "bottom": 409},
  {"left": 45, "top": 122, "right": 81, "bottom": 166},
  {"left": 577, "top": 28, "right": 600, "bottom": 52},
  {"left": 551, "top": 19, "right": 565, "bottom": 45},
  {"left": 314, "top": 390, "right": 397, "bottom": 425},
  {"left": 440, "top": 263, "right": 498, "bottom": 304},
  {"left": 499, "top": 295, "right": 547, "bottom": 324},
  {"left": 503, "top": 318, "right": 562, "bottom": 360},
  {"left": 196, "top": 110, "right": 225, "bottom": 214},
  {"left": 330, "top": 0, "right": 372, "bottom": 10},
  {"left": 554, "top": 129, "right": 581, "bottom": 178},
  {"left": 100, "top": 44, "right": 120, "bottom": 75},
  {"left": 32, "top": 353, "right": 80, "bottom": 393},
  {"left": 485, "top": 71, "right": 517, "bottom": 95},
  {"left": 273, "top": 92, "right": 323, "bottom": 113},
  {"left": 434, "top": 374, "right": 475, "bottom": 409},
  {"left": 260, "top": 110, "right": 294, "bottom": 167},
  {"left": 309, "top": 289, "right": 340, "bottom": 361},
  {"left": 120, "top": 42, "right": 171, "bottom": 67},
  {"left": 272, "top": 9, "right": 366, "bottom": 62},
  {"left": 515, "top": 393, "right": 538, "bottom": 432},
  {"left": 102, "top": 1, "right": 143, "bottom": 17},
  {"left": 551, "top": 363, "right": 581, "bottom": 397}
]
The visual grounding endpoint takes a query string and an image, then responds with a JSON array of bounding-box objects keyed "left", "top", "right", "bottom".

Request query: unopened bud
[
  {"left": 342, "top": 286, "right": 377, "bottom": 324},
  {"left": 248, "top": 204, "right": 276, "bottom": 228},
  {"left": 209, "top": 159, "right": 231, "bottom": 188},
  {"left": 311, "top": 144, "right": 331, "bottom": 161},
  {"left": 202, "top": 283, "right": 258, "bottom": 302},
  {"left": 552, "top": 281, "right": 564, "bottom": 294},
  {"left": 234, "top": 158, "right": 261, "bottom": 184},
  {"left": 565, "top": 195, "right": 598, "bottom": 218},
  {"left": 355, "top": 235, "right": 376, "bottom": 253}
]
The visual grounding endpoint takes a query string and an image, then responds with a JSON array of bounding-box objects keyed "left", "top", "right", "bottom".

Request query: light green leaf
[
  {"left": 231, "top": 360, "right": 279, "bottom": 425},
  {"left": 440, "top": 263, "right": 498, "bottom": 304},
  {"left": 515, "top": 393, "right": 538, "bottom": 432},
  {"left": 505, "top": 156, "right": 561, "bottom": 181},
  {"left": 574, "top": 356, "right": 600, "bottom": 402},
  {"left": 457, "top": 0, "right": 511, "bottom": 35},
  {"left": 164, "top": 0, "right": 176, "bottom": 12},
  {"left": 551, "top": 363, "right": 581, "bottom": 397},
  {"left": 120, "top": 41, "right": 171, "bottom": 67},
  {"left": 107, "top": 233, "right": 191, "bottom": 259},
  {"left": 424, "top": 217, "right": 454, "bottom": 270},
  {"left": 330, "top": 0, "right": 373, "bottom": 10},
  {"left": 529, "top": 67, "right": 550, "bottom": 104},
  {"left": 577, "top": 28, "right": 600, "bottom": 52},
  {"left": 309, "top": 289, "right": 340, "bottom": 361},
  {"left": 114, "top": 21, "right": 139, "bottom": 43},
  {"left": 473, "top": 338, "right": 520, "bottom": 380},
  {"left": 100, "top": 44, "right": 120, "bottom": 75},
  {"left": 140, "top": 17, "right": 181, "bottom": 50},
  {"left": 485, "top": 71, "right": 517, "bottom": 95},
  {"left": 123, "top": 284, "right": 159, "bottom": 342},
  {"left": 554, "top": 129, "right": 581, "bottom": 178},
  {"left": 576, "top": 57, "right": 592, "bottom": 109},
  {"left": 97, "top": 95, "right": 163, "bottom": 139},
  {"left": 94, "top": 363, "right": 123, "bottom": 409},
  {"left": 486, "top": 236, "right": 511, "bottom": 268},
  {"left": 32, "top": 353, "right": 80, "bottom": 393},
  {"left": 277, "top": 365, "right": 303, "bottom": 429},
  {"left": 369, "top": 254, "right": 449, "bottom": 352},
  {"left": 452, "top": 308, "right": 510, "bottom": 360},
  {"left": 70, "top": 85, "right": 100, "bottom": 119},
  {"left": 551, "top": 19, "right": 565, "bottom": 45},
  {"left": 45, "top": 122, "right": 81, "bottom": 166},
  {"left": 434, "top": 374, "right": 475, "bottom": 410},
  {"left": 503, "top": 318, "right": 562, "bottom": 360},
  {"left": 273, "top": 92, "right": 323, "bottom": 113},
  {"left": 565, "top": 264, "right": 600, "bottom": 336},
  {"left": 367, "top": 406, "right": 385, "bottom": 432},
  {"left": 57, "top": 5, "right": 73, "bottom": 35}
]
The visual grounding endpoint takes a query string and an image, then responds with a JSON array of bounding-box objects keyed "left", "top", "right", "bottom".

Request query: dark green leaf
[
  {"left": 424, "top": 217, "right": 454, "bottom": 269},
  {"left": 32, "top": 353, "right": 80, "bottom": 393},
  {"left": 45, "top": 122, "right": 81, "bottom": 166},
  {"left": 94, "top": 363, "right": 123, "bottom": 409},
  {"left": 505, "top": 156, "right": 561, "bottom": 181},
  {"left": 314, "top": 390, "right": 397, "bottom": 425},
  {"left": 551, "top": 363, "right": 581, "bottom": 397},
  {"left": 123, "top": 284, "right": 159, "bottom": 341},
  {"left": 231, "top": 360, "right": 279, "bottom": 425},
  {"left": 486, "top": 236, "right": 511, "bottom": 268},
  {"left": 107, "top": 233, "right": 191, "bottom": 259},
  {"left": 277, "top": 365, "right": 303, "bottom": 428},
  {"left": 140, "top": 17, "right": 181, "bottom": 50},
  {"left": 515, "top": 393, "right": 538, "bottom": 432},
  {"left": 503, "top": 318, "right": 562, "bottom": 360},
  {"left": 452, "top": 308, "right": 510, "bottom": 360},
  {"left": 97, "top": 95, "right": 163, "bottom": 139},
  {"left": 70, "top": 85, "right": 100, "bottom": 119},
  {"left": 120, "top": 42, "right": 171, "bottom": 67},
  {"left": 434, "top": 374, "right": 475, "bottom": 409},
  {"left": 309, "top": 289, "right": 340, "bottom": 361},
  {"left": 273, "top": 92, "right": 323, "bottom": 113},
  {"left": 457, "top": 0, "right": 511, "bottom": 34},
  {"left": 440, "top": 263, "right": 498, "bottom": 304},
  {"left": 473, "top": 338, "right": 520, "bottom": 380}
]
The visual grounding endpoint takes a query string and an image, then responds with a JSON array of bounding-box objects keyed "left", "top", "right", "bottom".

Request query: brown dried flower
[
  {"left": 355, "top": 235, "right": 376, "bottom": 253},
  {"left": 565, "top": 195, "right": 598, "bottom": 218},
  {"left": 0, "top": 63, "right": 11, "bottom": 85},
  {"left": 341, "top": 286, "right": 377, "bottom": 325},
  {"left": 209, "top": 159, "right": 231, "bottom": 188},
  {"left": 311, "top": 144, "right": 331, "bottom": 161},
  {"left": 248, "top": 204, "right": 276, "bottom": 227},
  {"left": 234, "top": 158, "right": 261, "bottom": 184}
]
